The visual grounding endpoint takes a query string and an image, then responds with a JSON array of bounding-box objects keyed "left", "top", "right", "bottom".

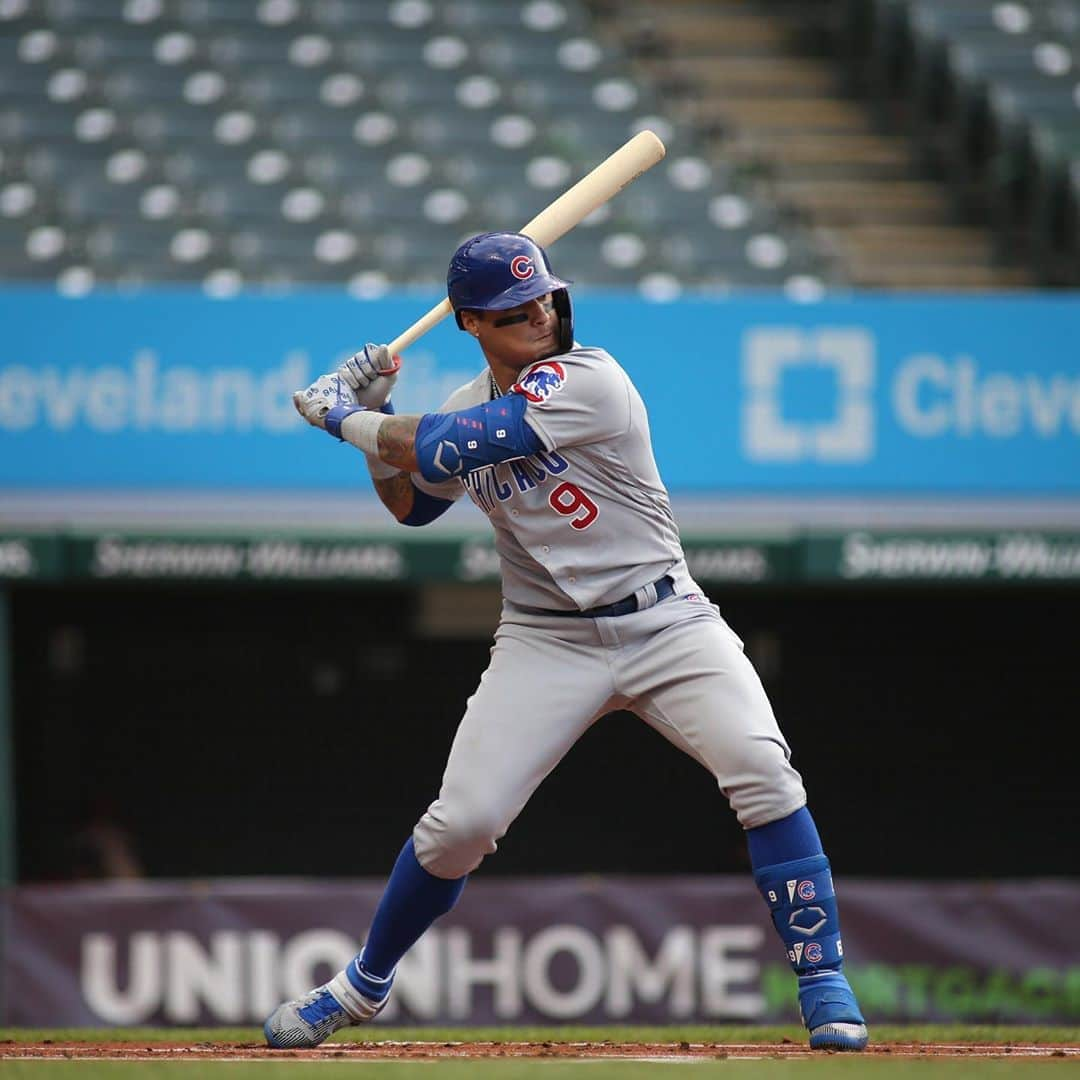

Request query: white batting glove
[
  {"left": 339, "top": 343, "right": 400, "bottom": 410},
  {"left": 292, "top": 372, "right": 359, "bottom": 430}
]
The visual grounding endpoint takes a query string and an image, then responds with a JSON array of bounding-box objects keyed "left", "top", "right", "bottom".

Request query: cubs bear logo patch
[{"left": 512, "top": 361, "right": 566, "bottom": 403}]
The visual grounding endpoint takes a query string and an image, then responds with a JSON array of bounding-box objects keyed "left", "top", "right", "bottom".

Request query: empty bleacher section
[
  {"left": 835, "top": 0, "right": 1080, "bottom": 285},
  {"left": 5, "top": 0, "right": 1076, "bottom": 294},
  {"left": 0, "top": 0, "right": 841, "bottom": 296},
  {"left": 597, "top": 0, "right": 1040, "bottom": 290}
]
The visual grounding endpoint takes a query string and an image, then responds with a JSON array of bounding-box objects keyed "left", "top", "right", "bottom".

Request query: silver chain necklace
[{"left": 489, "top": 370, "right": 500, "bottom": 399}]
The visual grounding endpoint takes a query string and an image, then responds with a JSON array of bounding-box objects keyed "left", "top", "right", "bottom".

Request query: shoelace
[{"left": 297, "top": 988, "right": 343, "bottom": 1022}]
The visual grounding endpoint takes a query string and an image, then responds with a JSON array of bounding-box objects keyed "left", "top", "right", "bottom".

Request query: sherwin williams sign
[
  {"left": 1, "top": 290, "right": 1078, "bottom": 493},
  {"left": 6, "top": 529, "right": 1080, "bottom": 585}
]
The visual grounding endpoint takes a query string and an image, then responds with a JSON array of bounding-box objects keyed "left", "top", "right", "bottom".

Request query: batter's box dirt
[{"left": 4, "top": 1040, "right": 1079, "bottom": 1061}]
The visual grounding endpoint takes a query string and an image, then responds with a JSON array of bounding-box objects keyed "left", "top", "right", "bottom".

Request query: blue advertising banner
[{"left": 1, "top": 289, "right": 1078, "bottom": 494}]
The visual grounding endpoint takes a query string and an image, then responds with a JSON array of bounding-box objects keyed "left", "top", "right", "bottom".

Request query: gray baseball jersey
[
  {"left": 412, "top": 346, "right": 685, "bottom": 611},
  {"left": 406, "top": 344, "right": 807, "bottom": 879}
]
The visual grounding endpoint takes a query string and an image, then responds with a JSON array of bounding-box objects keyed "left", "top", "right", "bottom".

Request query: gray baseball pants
[{"left": 412, "top": 590, "right": 807, "bottom": 879}]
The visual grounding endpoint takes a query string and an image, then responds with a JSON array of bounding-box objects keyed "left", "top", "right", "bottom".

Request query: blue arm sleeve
[
  {"left": 414, "top": 393, "right": 544, "bottom": 483},
  {"left": 401, "top": 483, "right": 455, "bottom": 527}
]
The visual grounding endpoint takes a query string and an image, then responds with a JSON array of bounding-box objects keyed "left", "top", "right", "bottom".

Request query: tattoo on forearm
[
  {"left": 376, "top": 416, "right": 421, "bottom": 472},
  {"left": 372, "top": 471, "right": 414, "bottom": 519}
]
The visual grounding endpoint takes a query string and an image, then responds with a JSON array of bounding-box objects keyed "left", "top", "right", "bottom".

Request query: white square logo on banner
[{"left": 741, "top": 327, "right": 876, "bottom": 463}]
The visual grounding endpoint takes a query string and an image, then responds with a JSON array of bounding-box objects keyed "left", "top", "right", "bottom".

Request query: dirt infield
[{"left": 5, "top": 1040, "right": 1079, "bottom": 1061}]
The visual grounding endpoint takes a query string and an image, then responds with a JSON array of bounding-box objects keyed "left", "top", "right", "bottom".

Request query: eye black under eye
[{"left": 492, "top": 300, "right": 553, "bottom": 328}]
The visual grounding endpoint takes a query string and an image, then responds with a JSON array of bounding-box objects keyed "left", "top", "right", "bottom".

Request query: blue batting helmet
[{"left": 447, "top": 232, "right": 574, "bottom": 352}]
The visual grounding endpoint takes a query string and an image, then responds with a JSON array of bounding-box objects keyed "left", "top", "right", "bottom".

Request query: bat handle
[{"left": 386, "top": 298, "right": 453, "bottom": 357}]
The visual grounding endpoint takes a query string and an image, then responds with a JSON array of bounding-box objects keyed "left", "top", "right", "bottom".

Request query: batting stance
[{"left": 265, "top": 232, "right": 868, "bottom": 1051}]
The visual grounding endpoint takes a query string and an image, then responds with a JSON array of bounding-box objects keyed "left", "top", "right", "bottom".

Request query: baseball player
[{"left": 265, "top": 232, "right": 868, "bottom": 1051}]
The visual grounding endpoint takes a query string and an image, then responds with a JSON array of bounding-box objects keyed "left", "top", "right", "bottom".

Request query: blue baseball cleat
[
  {"left": 264, "top": 959, "right": 394, "bottom": 1049},
  {"left": 799, "top": 970, "right": 869, "bottom": 1051},
  {"left": 263, "top": 985, "right": 355, "bottom": 1049}
]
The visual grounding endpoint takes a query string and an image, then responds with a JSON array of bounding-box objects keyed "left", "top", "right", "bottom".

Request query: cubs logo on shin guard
[{"left": 754, "top": 853, "right": 844, "bottom": 975}]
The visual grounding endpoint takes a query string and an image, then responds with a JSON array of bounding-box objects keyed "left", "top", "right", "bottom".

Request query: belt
[{"left": 531, "top": 574, "right": 675, "bottom": 618}]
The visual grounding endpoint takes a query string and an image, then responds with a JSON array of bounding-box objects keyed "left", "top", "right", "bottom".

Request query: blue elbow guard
[
  {"left": 402, "top": 484, "right": 454, "bottom": 526},
  {"left": 415, "top": 394, "right": 543, "bottom": 483}
]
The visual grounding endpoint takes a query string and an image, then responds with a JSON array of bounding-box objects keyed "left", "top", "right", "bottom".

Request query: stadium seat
[
  {"left": 982, "top": 78, "right": 1080, "bottom": 236},
  {"left": 937, "top": 38, "right": 1072, "bottom": 197},
  {"left": 197, "top": 179, "right": 295, "bottom": 222},
  {"left": 1025, "top": 119, "right": 1080, "bottom": 279}
]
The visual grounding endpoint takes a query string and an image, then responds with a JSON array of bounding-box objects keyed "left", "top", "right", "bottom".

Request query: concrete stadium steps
[
  {"left": 851, "top": 262, "right": 1035, "bottom": 289},
  {"left": 772, "top": 179, "right": 956, "bottom": 224},
  {"left": 681, "top": 96, "right": 872, "bottom": 133},
  {"left": 638, "top": 56, "right": 837, "bottom": 98},
  {"left": 594, "top": 0, "right": 1034, "bottom": 290},
  {"left": 839, "top": 223, "right": 1000, "bottom": 264},
  {"left": 726, "top": 132, "right": 917, "bottom": 180},
  {"left": 622, "top": 8, "right": 794, "bottom": 55}
]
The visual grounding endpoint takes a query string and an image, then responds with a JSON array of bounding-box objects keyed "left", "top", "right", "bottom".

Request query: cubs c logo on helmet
[
  {"left": 510, "top": 255, "right": 535, "bottom": 281},
  {"left": 512, "top": 361, "right": 566, "bottom": 403}
]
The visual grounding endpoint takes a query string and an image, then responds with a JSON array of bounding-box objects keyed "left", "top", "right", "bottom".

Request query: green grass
[{"left": 3, "top": 1024, "right": 1080, "bottom": 1044}]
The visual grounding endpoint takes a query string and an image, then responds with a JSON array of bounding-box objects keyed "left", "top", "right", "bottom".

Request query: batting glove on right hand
[{"left": 339, "top": 343, "right": 400, "bottom": 410}]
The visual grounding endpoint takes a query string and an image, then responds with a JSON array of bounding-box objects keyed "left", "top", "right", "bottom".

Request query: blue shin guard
[{"left": 753, "top": 853, "right": 868, "bottom": 1051}]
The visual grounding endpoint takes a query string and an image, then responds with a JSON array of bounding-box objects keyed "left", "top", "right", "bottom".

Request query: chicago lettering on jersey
[{"left": 463, "top": 450, "right": 570, "bottom": 514}]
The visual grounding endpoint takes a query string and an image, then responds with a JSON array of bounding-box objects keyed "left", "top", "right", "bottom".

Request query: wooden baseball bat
[{"left": 384, "top": 129, "right": 667, "bottom": 358}]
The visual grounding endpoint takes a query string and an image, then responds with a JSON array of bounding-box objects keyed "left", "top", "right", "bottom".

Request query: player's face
[{"left": 467, "top": 295, "right": 558, "bottom": 371}]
